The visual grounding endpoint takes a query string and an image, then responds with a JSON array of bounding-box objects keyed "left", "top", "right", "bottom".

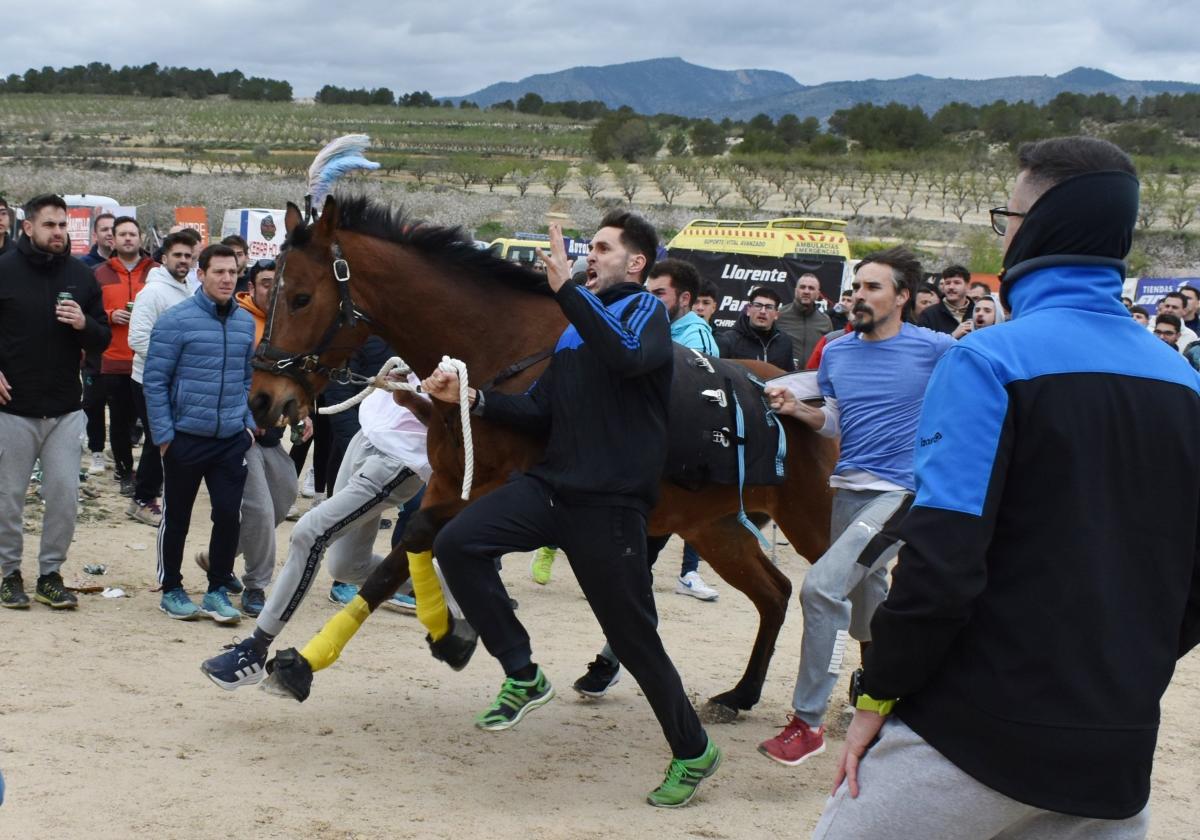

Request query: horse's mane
[{"left": 288, "top": 193, "right": 553, "bottom": 296}]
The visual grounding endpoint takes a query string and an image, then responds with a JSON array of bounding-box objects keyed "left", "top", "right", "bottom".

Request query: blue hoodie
[{"left": 669, "top": 311, "right": 719, "bottom": 356}]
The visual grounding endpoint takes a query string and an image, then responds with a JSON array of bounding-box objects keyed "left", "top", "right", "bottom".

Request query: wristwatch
[{"left": 849, "top": 668, "right": 898, "bottom": 716}]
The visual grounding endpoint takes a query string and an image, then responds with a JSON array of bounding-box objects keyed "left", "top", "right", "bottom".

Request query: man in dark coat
[{"left": 716, "top": 286, "right": 795, "bottom": 370}]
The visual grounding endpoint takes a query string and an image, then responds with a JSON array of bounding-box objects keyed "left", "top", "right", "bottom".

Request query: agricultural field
[{"left": 1, "top": 94, "right": 1198, "bottom": 273}]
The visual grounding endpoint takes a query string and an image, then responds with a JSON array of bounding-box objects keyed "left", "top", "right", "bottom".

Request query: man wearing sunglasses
[
  {"left": 716, "top": 287, "right": 795, "bottom": 370},
  {"left": 814, "top": 137, "right": 1200, "bottom": 839}
]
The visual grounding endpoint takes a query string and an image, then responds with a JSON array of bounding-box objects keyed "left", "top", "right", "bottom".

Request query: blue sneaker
[
  {"left": 241, "top": 588, "right": 266, "bottom": 617},
  {"left": 382, "top": 591, "right": 417, "bottom": 613},
  {"left": 328, "top": 581, "right": 358, "bottom": 605},
  {"left": 201, "top": 637, "right": 268, "bottom": 690},
  {"left": 201, "top": 589, "right": 241, "bottom": 625},
  {"left": 160, "top": 587, "right": 200, "bottom": 620}
]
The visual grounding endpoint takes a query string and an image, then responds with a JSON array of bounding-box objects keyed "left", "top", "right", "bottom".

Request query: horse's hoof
[
  {"left": 427, "top": 617, "right": 478, "bottom": 672},
  {"left": 261, "top": 648, "right": 312, "bottom": 702},
  {"left": 699, "top": 699, "right": 740, "bottom": 724}
]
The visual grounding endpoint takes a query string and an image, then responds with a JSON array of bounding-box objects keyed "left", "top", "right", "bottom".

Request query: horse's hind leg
[{"left": 682, "top": 516, "right": 792, "bottom": 723}]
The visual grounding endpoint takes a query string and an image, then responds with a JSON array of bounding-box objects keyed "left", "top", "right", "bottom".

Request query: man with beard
[
  {"left": 757, "top": 247, "right": 954, "bottom": 767},
  {"left": 920, "top": 265, "right": 974, "bottom": 338},
  {"left": 0, "top": 195, "right": 111, "bottom": 610},
  {"left": 777, "top": 272, "right": 832, "bottom": 367},
  {"left": 812, "top": 137, "right": 1198, "bottom": 839},
  {"left": 94, "top": 216, "right": 157, "bottom": 496},
  {"left": 716, "top": 287, "right": 795, "bottom": 370},
  {"left": 127, "top": 232, "right": 196, "bottom": 526}
]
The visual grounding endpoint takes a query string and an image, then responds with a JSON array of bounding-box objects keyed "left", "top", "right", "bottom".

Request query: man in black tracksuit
[
  {"left": 429, "top": 211, "right": 720, "bottom": 809},
  {"left": 813, "top": 139, "right": 1200, "bottom": 839}
]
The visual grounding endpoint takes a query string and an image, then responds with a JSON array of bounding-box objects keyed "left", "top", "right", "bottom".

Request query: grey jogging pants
[
  {"left": 813, "top": 718, "right": 1148, "bottom": 839},
  {"left": 236, "top": 442, "right": 298, "bottom": 591}
]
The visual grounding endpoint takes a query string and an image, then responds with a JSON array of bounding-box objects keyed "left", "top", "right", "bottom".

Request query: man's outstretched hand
[{"left": 535, "top": 223, "right": 572, "bottom": 293}]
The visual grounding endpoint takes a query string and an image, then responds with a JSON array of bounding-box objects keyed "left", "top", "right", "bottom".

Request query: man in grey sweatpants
[
  {"left": 201, "top": 387, "right": 462, "bottom": 689},
  {"left": 0, "top": 195, "right": 111, "bottom": 610},
  {"left": 758, "top": 248, "right": 954, "bottom": 766}
]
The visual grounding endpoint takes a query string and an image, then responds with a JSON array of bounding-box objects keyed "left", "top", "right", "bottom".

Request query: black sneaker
[
  {"left": 119, "top": 475, "right": 136, "bottom": 497},
  {"left": 35, "top": 572, "right": 78, "bottom": 609},
  {"left": 1, "top": 571, "right": 31, "bottom": 609},
  {"left": 241, "top": 588, "right": 266, "bottom": 617},
  {"left": 572, "top": 655, "right": 621, "bottom": 698}
]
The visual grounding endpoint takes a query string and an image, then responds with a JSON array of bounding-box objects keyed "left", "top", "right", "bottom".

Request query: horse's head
[{"left": 250, "top": 197, "right": 371, "bottom": 427}]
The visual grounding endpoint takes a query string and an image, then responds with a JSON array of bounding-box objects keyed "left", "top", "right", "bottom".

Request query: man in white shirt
[{"left": 200, "top": 383, "right": 457, "bottom": 689}]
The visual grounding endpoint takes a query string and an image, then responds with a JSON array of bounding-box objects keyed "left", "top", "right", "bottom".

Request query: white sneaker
[
  {"left": 676, "top": 571, "right": 719, "bottom": 602},
  {"left": 300, "top": 467, "right": 315, "bottom": 498},
  {"left": 87, "top": 452, "right": 106, "bottom": 475},
  {"left": 311, "top": 491, "right": 326, "bottom": 508},
  {"left": 285, "top": 503, "right": 301, "bottom": 521}
]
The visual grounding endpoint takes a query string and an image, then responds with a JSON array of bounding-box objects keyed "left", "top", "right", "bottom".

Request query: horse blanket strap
[
  {"left": 477, "top": 347, "right": 555, "bottom": 392},
  {"left": 731, "top": 385, "right": 772, "bottom": 551}
]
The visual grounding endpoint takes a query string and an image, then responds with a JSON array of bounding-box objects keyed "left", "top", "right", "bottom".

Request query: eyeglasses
[
  {"left": 989, "top": 207, "right": 1027, "bottom": 236},
  {"left": 747, "top": 302, "right": 778, "bottom": 312}
]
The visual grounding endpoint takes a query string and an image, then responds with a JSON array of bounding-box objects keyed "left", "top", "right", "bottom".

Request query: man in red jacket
[{"left": 93, "top": 216, "right": 157, "bottom": 495}]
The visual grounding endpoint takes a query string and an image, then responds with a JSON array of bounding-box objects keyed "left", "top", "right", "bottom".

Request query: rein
[{"left": 252, "top": 240, "right": 374, "bottom": 397}]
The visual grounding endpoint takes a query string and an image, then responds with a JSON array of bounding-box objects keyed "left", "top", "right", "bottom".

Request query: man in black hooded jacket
[
  {"left": 0, "top": 195, "right": 111, "bottom": 610},
  {"left": 813, "top": 137, "right": 1200, "bottom": 838}
]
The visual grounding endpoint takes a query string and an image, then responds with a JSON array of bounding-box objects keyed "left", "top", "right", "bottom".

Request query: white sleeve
[
  {"left": 817, "top": 396, "right": 840, "bottom": 438},
  {"left": 127, "top": 288, "right": 157, "bottom": 359}
]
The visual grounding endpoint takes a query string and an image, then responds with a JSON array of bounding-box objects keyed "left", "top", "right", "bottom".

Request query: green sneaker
[
  {"left": 475, "top": 668, "right": 555, "bottom": 731},
  {"left": 647, "top": 738, "right": 722, "bottom": 808},
  {"left": 530, "top": 546, "right": 556, "bottom": 585}
]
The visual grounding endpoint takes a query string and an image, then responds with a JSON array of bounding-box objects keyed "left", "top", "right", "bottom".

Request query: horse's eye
[{"left": 291, "top": 294, "right": 311, "bottom": 310}]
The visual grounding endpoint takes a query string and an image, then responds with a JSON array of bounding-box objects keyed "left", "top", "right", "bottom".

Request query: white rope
[{"left": 318, "top": 355, "right": 474, "bottom": 500}]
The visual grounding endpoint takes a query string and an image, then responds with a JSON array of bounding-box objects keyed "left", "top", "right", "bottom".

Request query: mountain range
[{"left": 455, "top": 58, "right": 1200, "bottom": 122}]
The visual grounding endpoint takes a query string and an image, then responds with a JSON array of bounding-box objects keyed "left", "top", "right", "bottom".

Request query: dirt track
[{"left": 2, "top": 468, "right": 1198, "bottom": 839}]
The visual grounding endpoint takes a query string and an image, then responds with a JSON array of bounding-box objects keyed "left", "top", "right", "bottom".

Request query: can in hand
[
  {"left": 126, "top": 301, "right": 135, "bottom": 312},
  {"left": 57, "top": 292, "right": 73, "bottom": 305},
  {"left": 290, "top": 424, "right": 304, "bottom": 445}
]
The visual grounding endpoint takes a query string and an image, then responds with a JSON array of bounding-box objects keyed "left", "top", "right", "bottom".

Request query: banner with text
[
  {"left": 174, "top": 207, "right": 210, "bottom": 246},
  {"left": 1134, "top": 277, "right": 1200, "bottom": 314},
  {"left": 668, "top": 249, "right": 845, "bottom": 332},
  {"left": 221, "top": 208, "right": 285, "bottom": 260}
]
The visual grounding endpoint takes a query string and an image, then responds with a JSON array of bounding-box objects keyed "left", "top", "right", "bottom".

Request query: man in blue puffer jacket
[{"left": 144, "top": 243, "right": 257, "bottom": 623}]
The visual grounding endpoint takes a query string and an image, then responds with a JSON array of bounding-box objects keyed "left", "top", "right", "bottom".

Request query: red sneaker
[{"left": 757, "top": 714, "right": 826, "bottom": 766}]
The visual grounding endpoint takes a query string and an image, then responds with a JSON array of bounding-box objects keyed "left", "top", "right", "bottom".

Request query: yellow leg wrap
[
  {"left": 299, "top": 595, "right": 370, "bottom": 672},
  {"left": 409, "top": 550, "right": 450, "bottom": 642}
]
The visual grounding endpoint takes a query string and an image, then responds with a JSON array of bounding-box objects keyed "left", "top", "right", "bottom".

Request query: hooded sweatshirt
[{"left": 129, "top": 266, "right": 192, "bottom": 384}]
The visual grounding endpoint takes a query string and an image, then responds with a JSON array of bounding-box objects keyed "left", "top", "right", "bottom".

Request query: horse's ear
[
  {"left": 284, "top": 202, "right": 304, "bottom": 235},
  {"left": 315, "top": 196, "right": 339, "bottom": 238}
]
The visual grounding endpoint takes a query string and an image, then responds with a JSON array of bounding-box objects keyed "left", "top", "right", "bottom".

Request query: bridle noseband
[{"left": 252, "top": 240, "right": 376, "bottom": 397}]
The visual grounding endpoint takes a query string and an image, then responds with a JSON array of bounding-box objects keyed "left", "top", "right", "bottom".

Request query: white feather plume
[{"left": 307, "top": 134, "right": 381, "bottom": 213}]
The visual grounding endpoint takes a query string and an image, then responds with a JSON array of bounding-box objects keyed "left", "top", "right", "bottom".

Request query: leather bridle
[{"left": 252, "top": 240, "right": 375, "bottom": 398}]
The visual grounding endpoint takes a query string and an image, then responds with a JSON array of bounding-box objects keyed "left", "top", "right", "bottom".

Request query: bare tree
[
  {"left": 576, "top": 162, "right": 605, "bottom": 200},
  {"left": 736, "top": 179, "right": 772, "bottom": 212},
  {"left": 511, "top": 166, "right": 540, "bottom": 197},
  {"left": 647, "top": 164, "right": 685, "bottom": 205},
  {"left": 1138, "top": 172, "right": 1168, "bottom": 231}
]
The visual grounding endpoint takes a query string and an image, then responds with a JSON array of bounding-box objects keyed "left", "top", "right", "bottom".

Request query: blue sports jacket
[
  {"left": 862, "top": 258, "right": 1200, "bottom": 819},
  {"left": 143, "top": 289, "right": 257, "bottom": 445}
]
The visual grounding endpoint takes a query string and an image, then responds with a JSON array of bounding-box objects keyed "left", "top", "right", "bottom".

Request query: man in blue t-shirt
[{"left": 757, "top": 247, "right": 954, "bottom": 767}]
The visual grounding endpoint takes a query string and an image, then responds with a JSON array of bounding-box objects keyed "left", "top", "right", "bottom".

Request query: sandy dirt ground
[{"left": 2, "top": 462, "right": 1198, "bottom": 839}]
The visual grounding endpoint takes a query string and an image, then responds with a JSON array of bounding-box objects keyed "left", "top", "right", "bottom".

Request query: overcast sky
[{"left": 2, "top": 0, "right": 1196, "bottom": 98}]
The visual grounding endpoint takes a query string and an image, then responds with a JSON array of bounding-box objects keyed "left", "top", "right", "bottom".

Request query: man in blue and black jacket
[
  {"left": 814, "top": 137, "right": 1200, "bottom": 838},
  {"left": 427, "top": 211, "right": 720, "bottom": 809},
  {"left": 144, "top": 243, "right": 257, "bottom": 626}
]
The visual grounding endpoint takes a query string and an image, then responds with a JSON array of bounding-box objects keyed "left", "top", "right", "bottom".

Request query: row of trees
[
  {"left": 0, "top": 63, "right": 292, "bottom": 101},
  {"left": 313, "top": 86, "right": 444, "bottom": 107}
]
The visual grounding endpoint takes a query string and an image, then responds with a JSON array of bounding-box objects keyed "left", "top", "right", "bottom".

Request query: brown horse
[{"left": 251, "top": 194, "right": 836, "bottom": 720}]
